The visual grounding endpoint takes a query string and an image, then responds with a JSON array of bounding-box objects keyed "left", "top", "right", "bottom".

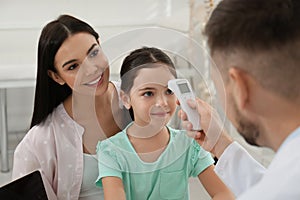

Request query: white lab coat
[{"left": 215, "top": 127, "right": 300, "bottom": 199}]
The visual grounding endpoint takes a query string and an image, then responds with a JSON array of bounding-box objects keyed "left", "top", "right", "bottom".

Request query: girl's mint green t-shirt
[{"left": 96, "top": 124, "right": 214, "bottom": 200}]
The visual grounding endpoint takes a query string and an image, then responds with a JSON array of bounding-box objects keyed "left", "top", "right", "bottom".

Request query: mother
[{"left": 12, "top": 14, "right": 130, "bottom": 200}]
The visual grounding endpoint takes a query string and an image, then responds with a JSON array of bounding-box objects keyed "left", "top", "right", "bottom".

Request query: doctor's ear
[
  {"left": 120, "top": 90, "right": 131, "bottom": 110},
  {"left": 228, "top": 67, "right": 249, "bottom": 109},
  {"left": 47, "top": 70, "right": 65, "bottom": 85}
]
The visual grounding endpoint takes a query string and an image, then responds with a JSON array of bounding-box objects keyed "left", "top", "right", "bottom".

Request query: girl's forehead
[{"left": 132, "top": 65, "right": 175, "bottom": 89}]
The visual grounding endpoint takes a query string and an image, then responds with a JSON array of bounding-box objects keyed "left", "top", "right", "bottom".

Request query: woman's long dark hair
[{"left": 30, "top": 14, "right": 99, "bottom": 128}]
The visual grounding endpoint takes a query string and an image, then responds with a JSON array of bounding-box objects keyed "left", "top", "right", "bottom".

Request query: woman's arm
[
  {"left": 102, "top": 177, "right": 126, "bottom": 200},
  {"left": 198, "top": 165, "right": 235, "bottom": 200}
]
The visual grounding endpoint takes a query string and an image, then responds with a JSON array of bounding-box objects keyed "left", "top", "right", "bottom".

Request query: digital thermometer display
[{"left": 178, "top": 83, "right": 190, "bottom": 94}]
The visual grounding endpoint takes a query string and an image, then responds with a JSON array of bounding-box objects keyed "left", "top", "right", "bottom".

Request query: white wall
[{"left": 0, "top": 0, "right": 191, "bottom": 132}]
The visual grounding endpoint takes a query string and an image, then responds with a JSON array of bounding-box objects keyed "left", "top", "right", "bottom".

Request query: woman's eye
[
  {"left": 143, "top": 91, "right": 153, "bottom": 97},
  {"left": 89, "top": 49, "right": 99, "bottom": 58},
  {"left": 68, "top": 63, "right": 79, "bottom": 70},
  {"left": 166, "top": 89, "right": 174, "bottom": 95}
]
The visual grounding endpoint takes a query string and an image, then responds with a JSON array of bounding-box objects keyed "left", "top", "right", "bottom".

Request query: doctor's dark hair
[
  {"left": 204, "top": 0, "right": 300, "bottom": 100},
  {"left": 120, "top": 47, "right": 177, "bottom": 120},
  {"left": 30, "top": 14, "right": 99, "bottom": 128}
]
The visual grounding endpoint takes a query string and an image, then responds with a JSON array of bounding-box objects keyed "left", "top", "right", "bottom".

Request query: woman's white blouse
[
  {"left": 12, "top": 103, "right": 85, "bottom": 200},
  {"left": 12, "top": 81, "right": 122, "bottom": 200}
]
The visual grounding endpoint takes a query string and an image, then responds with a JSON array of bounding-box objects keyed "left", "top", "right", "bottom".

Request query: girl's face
[
  {"left": 123, "top": 64, "right": 177, "bottom": 127},
  {"left": 50, "top": 32, "right": 110, "bottom": 96}
]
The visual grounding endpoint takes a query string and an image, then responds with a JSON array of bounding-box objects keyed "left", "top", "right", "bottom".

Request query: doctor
[{"left": 181, "top": 0, "right": 300, "bottom": 199}]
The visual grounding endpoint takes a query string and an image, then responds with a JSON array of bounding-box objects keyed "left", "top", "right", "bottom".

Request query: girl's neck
[{"left": 127, "top": 123, "right": 170, "bottom": 162}]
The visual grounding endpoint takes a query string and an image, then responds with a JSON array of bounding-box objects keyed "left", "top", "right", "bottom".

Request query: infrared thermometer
[{"left": 168, "top": 79, "right": 201, "bottom": 130}]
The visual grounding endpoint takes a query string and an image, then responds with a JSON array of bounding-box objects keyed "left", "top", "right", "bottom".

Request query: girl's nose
[{"left": 155, "top": 94, "right": 168, "bottom": 107}]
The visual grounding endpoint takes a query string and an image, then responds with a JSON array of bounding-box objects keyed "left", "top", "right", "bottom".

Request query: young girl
[{"left": 96, "top": 47, "right": 234, "bottom": 199}]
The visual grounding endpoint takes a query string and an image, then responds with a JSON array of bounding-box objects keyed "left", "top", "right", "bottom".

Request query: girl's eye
[
  {"left": 166, "top": 89, "right": 174, "bottom": 95},
  {"left": 68, "top": 63, "right": 79, "bottom": 70},
  {"left": 89, "top": 49, "right": 99, "bottom": 58},
  {"left": 143, "top": 91, "right": 153, "bottom": 97}
]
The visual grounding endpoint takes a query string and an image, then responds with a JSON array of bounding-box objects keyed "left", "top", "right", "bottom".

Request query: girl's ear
[
  {"left": 120, "top": 90, "right": 131, "bottom": 110},
  {"left": 47, "top": 70, "right": 65, "bottom": 85}
]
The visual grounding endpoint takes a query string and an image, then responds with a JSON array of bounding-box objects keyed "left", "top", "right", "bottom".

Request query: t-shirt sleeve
[
  {"left": 189, "top": 140, "right": 215, "bottom": 177},
  {"left": 95, "top": 140, "right": 123, "bottom": 187}
]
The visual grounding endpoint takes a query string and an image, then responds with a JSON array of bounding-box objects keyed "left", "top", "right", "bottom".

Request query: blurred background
[
  {"left": 0, "top": 0, "right": 214, "bottom": 134},
  {"left": 0, "top": 0, "right": 274, "bottom": 199}
]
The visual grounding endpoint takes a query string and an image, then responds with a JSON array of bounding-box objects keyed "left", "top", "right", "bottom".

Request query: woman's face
[{"left": 51, "top": 32, "right": 110, "bottom": 96}]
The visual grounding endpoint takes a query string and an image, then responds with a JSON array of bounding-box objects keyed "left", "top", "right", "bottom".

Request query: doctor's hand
[{"left": 178, "top": 98, "right": 233, "bottom": 159}]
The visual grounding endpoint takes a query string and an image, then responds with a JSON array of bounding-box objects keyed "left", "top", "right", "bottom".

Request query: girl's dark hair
[
  {"left": 120, "top": 47, "right": 177, "bottom": 120},
  {"left": 30, "top": 14, "right": 99, "bottom": 128}
]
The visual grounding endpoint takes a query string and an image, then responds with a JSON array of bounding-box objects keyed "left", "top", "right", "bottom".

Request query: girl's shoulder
[
  {"left": 167, "top": 126, "right": 207, "bottom": 154},
  {"left": 96, "top": 131, "right": 129, "bottom": 164},
  {"left": 96, "top": 131, "right": 125, "bottom": 151},
  {"left": 167, "top": 126, "right": 191, "bottom": 141}
]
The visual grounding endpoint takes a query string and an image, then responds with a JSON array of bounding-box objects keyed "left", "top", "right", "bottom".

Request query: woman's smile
[{"left": 83, "top": 73, "right": 103, "bottom": 87}]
